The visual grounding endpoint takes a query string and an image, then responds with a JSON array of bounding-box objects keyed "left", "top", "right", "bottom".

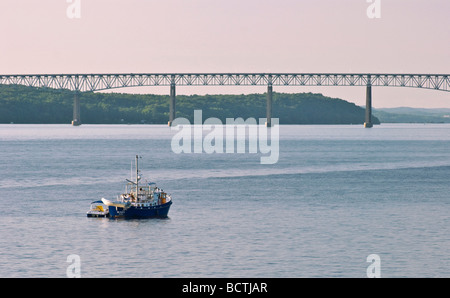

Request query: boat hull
[
  {"left": 86, "top": 212, "right": 109, "bottom": 218},
  {"left": 108, "top": 201, "right": 172, "bottom": 219}
]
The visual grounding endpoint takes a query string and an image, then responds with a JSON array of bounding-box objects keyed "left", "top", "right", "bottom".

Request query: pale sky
[{"left": 0, "top": 0, "right": 449, "bottom": 108}]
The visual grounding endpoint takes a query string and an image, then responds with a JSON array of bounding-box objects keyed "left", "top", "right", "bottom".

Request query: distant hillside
[
  {"left": 374, "top": 107, "right": 450, "bottom": 123},
  {"left": 0, "top": 84, "right": 379, "bottom": 125}
]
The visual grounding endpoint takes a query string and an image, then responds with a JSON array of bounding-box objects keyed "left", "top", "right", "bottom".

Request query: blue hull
[{"left": 108, "top": 201, "right": 172, "bottom": 219}]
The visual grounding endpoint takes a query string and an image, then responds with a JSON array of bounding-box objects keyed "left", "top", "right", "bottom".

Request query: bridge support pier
[
  {"left": 364, "top": 85, "right": 373, "bottom": 128},
  {"left": 266, "top": 84, "right": 273, "bottom": 127},
  {"left": 168, "top": 83, "right": 176, "bottom": 126},
  {"left": 72, "top": 92, "right": 81, "bottom": 126}
]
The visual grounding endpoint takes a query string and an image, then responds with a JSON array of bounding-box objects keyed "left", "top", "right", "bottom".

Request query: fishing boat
[{"left": 86, "top": 155, "right": 172, "bottom": 219}]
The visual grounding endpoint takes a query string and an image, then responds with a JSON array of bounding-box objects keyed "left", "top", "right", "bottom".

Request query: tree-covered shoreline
[{"left": 0, "top": 84, "right": 379, "bottom": 125}]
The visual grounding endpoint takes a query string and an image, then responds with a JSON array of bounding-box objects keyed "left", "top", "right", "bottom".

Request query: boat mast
[{"left": 135, "top": 155, "right": 139, "bottom": 201}]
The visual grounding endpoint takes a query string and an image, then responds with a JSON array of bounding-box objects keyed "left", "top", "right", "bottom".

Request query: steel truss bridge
[{"left": 1, "top": 73, "right": 449, "bottom": 127}]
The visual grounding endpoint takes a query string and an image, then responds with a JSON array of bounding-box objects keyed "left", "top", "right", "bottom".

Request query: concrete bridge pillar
[
  {"left": 168, "top": 83, "right": 176, "bottom": 126},
  {"left": 266, "top": 84, "right": 273, "bottom": 127},
  {"left": 364, "top": 84, "right": 373, "bottom": 128},
  {"left": 72, "top": 92, "right": 81, "bottom": 126}
]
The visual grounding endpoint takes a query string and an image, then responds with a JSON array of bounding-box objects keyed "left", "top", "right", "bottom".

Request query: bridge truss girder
[{"left": 0, "top": 73, "right": 448, "bottom": 92}]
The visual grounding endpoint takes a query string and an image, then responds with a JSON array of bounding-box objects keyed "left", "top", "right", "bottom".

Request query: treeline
[{"left": 0, "top": 84, "right": 379, "bottom": 124}]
